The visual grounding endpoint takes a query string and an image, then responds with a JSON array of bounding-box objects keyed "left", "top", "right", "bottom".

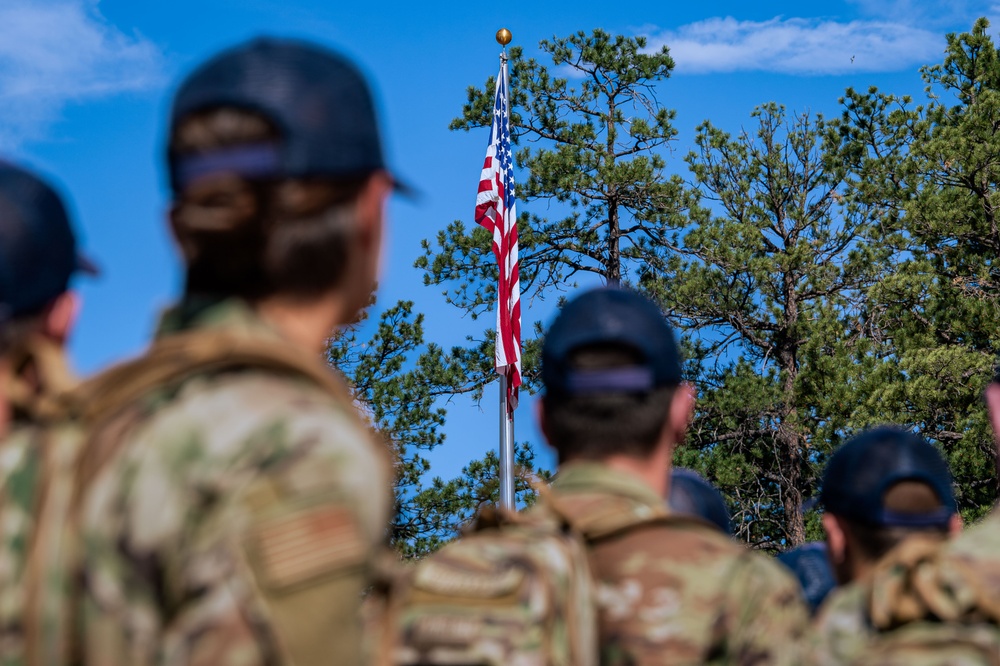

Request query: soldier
[
  {"left": 73, "top": 38, "right": 398, "bottom": 666},
  {"left": 668, "top": 467, "right": 732, "bottom": 534},
  {"left": 808, "top": 373, "right": 1000, "bottom": 664},
  {"left": 810, "top": 426, "right": 962, "bottom": 664},
  {"left": 534, "top": 286, "right": 808, "bottom": 665},
  {"left": 0, "top": 161, "right": 96, "bottom": 664}
]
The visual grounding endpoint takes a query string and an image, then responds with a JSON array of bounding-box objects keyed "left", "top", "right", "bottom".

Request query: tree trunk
[{"left": 777, "top": 268, "right": 804, "bottom": 546}]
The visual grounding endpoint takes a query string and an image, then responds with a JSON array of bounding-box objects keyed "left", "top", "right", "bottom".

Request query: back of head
[
  {"left": 166, "top": 37, "right": 403, "bottom": 303},
  {"left": 540, "top": 287, "right": 682, "bottom": 463},
  {"left": 0, "top": 161, "right": 94, "bottom": 356},
  {"left": 820, "top": 426, "right": 956, "bottom": 564},
  {"left": 669, "top": 468, "right": 732, "bottom": 534}
]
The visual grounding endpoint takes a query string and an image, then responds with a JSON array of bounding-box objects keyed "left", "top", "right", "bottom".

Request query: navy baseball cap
[
  {"left": 0, "top": 162, "right": 96, "bottom": 322},
  {"left": 669, "top": 468, "right": 732, "bottom": 534},
  {"left": 820, "top": 426, "right": 956, "bottom": 528},
  {"left": 541, "top": 287, "right": 682, "bottom": 396},
  {"left": 777, "top": 542, "right": 837, "bottom": 614},
  {"left": 167, "top": 37, "right": 411, "bottom": 194}
]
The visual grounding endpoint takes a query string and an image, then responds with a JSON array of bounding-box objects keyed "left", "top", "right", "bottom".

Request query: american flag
[{"left": 475, "top": 57, "right": 521, "bottom": 413}]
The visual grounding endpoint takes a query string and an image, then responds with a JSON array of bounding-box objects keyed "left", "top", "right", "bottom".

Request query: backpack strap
[
  {"left": 2, "top": 335, "right": 79, "bottom": 422},
  {"left": 77, "top": 329, "right": 354, "bottom": 423},
  {"left": 71, "top": 329, "right": 363, "bottom": 498},
  {"left": 537, "top": 482, "right": 717, "bottom": 543}
]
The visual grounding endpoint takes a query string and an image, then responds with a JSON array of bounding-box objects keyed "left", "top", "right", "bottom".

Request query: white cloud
[
  {"left": 645, "top": 16, "right": 944, "bottom": 76},
  {"left": 0, "top": 0, "right": 164, "bottom": 149}
]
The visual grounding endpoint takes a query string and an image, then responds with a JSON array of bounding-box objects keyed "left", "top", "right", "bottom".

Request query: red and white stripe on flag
[{"left": 475, "top": 58, "right": 521, "bottom": 413}]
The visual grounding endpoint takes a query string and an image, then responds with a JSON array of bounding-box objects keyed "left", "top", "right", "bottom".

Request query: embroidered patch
[
  {"left": 413, "top": 559, "right": 524, "bottom": 597},
  {"left": 251, "top": 505, "right": 365, "bottom": 589}
]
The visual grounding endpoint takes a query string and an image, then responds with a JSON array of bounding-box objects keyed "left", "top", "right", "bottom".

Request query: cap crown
[
  {"left": 820, "top": 427, "right": 956, "bottom": 528},
  {"left": 168, "top": 37, "right": 385, "bottom": 191},
  {"left": 776, "top": 542, "right": 837, "bottom": 612},
  {"left": 0, "top": 163, "right": 77, "bottom": 320},
  {"left": 541, "top": 287, "right": 682, "bottom": 396},
  {"left": 669, "top": 468, "right": 731, "bottom": 534}
]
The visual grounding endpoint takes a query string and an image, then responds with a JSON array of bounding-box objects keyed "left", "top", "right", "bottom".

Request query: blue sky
[{"left": 3, "top": 0, "right": 997, "bottom": 480}]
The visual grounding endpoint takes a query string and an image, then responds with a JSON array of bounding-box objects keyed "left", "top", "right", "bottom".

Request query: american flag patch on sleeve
[{"left": 249, "top": 504, "right": 366, "bottom": 590}]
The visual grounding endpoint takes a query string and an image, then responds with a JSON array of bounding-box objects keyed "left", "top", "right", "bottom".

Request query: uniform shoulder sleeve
[{"left": 717, "top": 550, "right": 810, "bottom": 665}]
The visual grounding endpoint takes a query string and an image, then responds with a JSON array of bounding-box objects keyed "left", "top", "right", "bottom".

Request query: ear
[
  {"left": 666, "top": 382, "right": 696, "bottom": 447},
  {"left": 168, "top": 203, "right": 196, "bottom": 261},
  {"left": 42, "top": 291, "right": 80, "bottom": 344},
  {"left": 822, "top": 513, "right": 847, "bottom": 566},
  {"left": 948, "top": 512, "right": 964, "bottom": 537},
  {"left": 354, "top": 172, "right": 392, "bottom": 238}
]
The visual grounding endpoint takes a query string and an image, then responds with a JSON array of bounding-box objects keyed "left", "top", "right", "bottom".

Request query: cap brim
[
  {"left": 76, "top": 253, "right": 101, "bottom": 277},
  {"left": 391, "top": 173, "right": 420, "bottom": 200}
]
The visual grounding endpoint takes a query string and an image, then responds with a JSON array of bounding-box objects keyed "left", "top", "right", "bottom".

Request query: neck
[
  {"left": 600, "top": 437, "right": 673, "bottom": 499},
  {"left": 844, "top": 555, "right": 877, "bottom": 584},
  {"left": 255, "top": 292, "right": 345, "bottom": 354}
]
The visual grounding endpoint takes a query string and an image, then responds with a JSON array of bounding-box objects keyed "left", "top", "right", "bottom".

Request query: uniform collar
[
  {"left": 155, "top": 296, "right": 284, "bottom": 343},
  {"left": 552, "top": 461, "right": 664, "bottom": 508}
]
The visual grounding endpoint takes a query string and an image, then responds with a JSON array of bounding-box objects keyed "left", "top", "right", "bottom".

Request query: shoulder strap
[
  {"left": 2, "top": 335, "right": 79, "bottom": 421},
  {"left": 537, "top": 484, "right": 717, "bottom": 543},
  {"left": 71, "top": 329, "right": 365, "bottom": 506},
  {"left": 76, "top": 329, "right": 354, "bottom": 424}
]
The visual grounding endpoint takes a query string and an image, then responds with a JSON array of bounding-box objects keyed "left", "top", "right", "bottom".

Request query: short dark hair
[
  {"left": 170, "top": 107, "right": 368, "bottom": 301},
  {"left": 541, "top": 343, "right": 676, "bottom": 463}
]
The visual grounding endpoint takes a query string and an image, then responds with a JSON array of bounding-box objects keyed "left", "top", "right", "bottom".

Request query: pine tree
[
  {"left": 645, "top": 103, "right": 889, "bottom": 548},
  {"left": 833, "top": 18, "right": 1000, "bottom": 520}
]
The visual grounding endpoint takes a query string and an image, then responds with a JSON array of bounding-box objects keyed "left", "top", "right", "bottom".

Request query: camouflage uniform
[
  {"left": 76, "top": 298, "right": 391, "bottom": 666},
  {"left": 0, "top": 339, "right": 80, "bottom": 666},
  {"left": 809, "top": 580, "right": 874, "bottom": 665},
  {"left": 0, "top": 422, "right": 45, "bottom": 665},
  {"left": 541, "top": 462, "right": 809, "bottom": 665},
  {"left": 808, "top": 531, "right": 1000, "bottom": 665}
]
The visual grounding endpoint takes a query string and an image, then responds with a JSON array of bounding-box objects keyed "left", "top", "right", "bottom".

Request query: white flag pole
[
  {"left": 496, "top": 28, "right": 516, "bottom": 512},
  {"left": 499, "top": 373, "right": 515, "bottom": 511}
]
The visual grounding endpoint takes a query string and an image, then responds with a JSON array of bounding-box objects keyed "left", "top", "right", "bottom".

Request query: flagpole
[
  {"left": 496, "top": 27, "right": 516, "bottom": 512},
  {"left": 499, "top": 373, "right": 515, "bottom": 510}
]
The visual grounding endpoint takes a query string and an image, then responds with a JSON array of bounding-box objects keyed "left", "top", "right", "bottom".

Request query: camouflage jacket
[
  {"left": 0, "top": 338, "right": 80, "bottom": 666},
  {"left": 809, "top": 532, "right": 1000, "bottom": 665},
  {"left": 75, "top": 299, "right": 392, "bottom": 666},
  {"left": 809, "top": 580, "right": 873, "bottom": 665},
  {"left": 543, "top": 463, "right": 810, "bottom": 665}
]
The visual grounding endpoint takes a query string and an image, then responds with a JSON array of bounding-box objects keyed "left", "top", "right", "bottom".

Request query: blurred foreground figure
[
  {"left": 381, "top": 287, "right": 808, "bottom": 665},
  {"left": 810, "top": 427, "right": 966, "bottom": 664},
  {"left": 668, "top": 467, "right": 732, "bottom": 534},
  {"left": 776, "top": 542, "right": 836, "bottom": 615},
  {"left": 0, "top": 162, "right": 96, "bottom": 664},
  {"left": 73, "top": 38, "right": 397, "bottom": 666}
]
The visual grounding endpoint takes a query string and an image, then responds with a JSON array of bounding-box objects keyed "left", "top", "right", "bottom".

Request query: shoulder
[
  {"left": 84, "top": 367, "right": 390, "bottom": 542},
  {"left": 135, "top": 368, "right": 374, "bottom": 465},
  {"left": 944, "top": 508, "right": 1000, "bottom": 562}
]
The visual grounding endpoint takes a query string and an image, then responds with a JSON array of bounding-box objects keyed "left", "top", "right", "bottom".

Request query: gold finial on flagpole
[{"left": 496, "top": 28, "right": 512, "bottom": 47}]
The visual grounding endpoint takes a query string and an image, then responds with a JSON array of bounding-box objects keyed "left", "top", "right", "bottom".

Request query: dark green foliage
[
  {"left": 650, "top": 103, "right": 890, "bottom": 548},
  {"left": 833, "top": 17, "right": 1000, "bottom": 523},
  {"left": 419, "top": 28, "right": 690, "bottom": 311}
]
